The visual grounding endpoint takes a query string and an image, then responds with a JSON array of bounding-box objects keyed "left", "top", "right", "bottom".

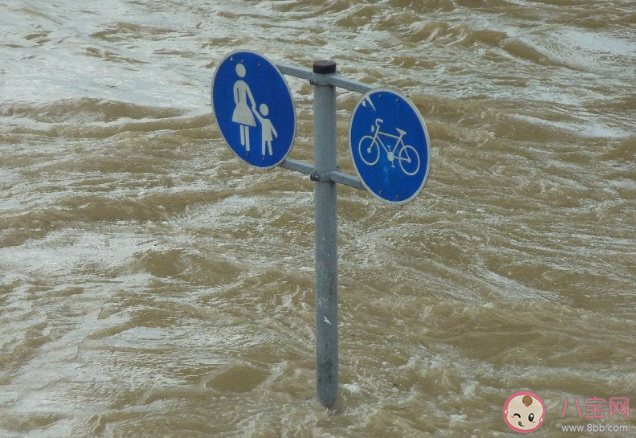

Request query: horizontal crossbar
[
  {"left": 276, "top": 63, "right": 376, "bottom": 94},
  {"left": 274, "top": 62, "right": 369, "bottom": 193},
  {"left": 281, "top": 158, "right": 365, "bottom": 191}
]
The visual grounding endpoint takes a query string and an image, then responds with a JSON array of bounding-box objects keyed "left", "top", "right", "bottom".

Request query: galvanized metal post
[{"left": 312, "top": 60, "right": 338, "bottom": 408}]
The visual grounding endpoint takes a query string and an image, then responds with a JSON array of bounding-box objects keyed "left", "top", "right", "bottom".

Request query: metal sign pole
[{"left": 311, "top": 60, "right": 339, "bottom": 408}]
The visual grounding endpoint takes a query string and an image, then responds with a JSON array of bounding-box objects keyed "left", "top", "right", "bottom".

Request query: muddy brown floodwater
[{"left": 1, "top": 0, "right": 635, "bottom": 436}]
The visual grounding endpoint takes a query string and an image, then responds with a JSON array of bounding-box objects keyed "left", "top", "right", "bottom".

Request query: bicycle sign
[{"left": 349, "top": 88, "right": 430, "bottom": 204}]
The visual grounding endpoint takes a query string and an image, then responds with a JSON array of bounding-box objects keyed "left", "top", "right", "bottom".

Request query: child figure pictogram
[{"left": 253, "top": 103, "right": 278, "bottom": 156}]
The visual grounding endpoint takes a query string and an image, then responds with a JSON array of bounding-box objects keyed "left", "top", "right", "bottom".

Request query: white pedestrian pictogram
[
  {"left": 232, "top": 64, "right": 257, "bottom": 151},
  {"left": 232, "top": 64, "right": 278, "bottom": 156}
]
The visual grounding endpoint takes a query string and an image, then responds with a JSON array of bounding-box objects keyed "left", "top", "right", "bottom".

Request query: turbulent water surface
[{"left": 1, "top": 0, "right": 635, "bottom": 436}]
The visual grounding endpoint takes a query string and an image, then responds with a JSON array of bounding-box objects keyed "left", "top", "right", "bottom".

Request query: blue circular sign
[
  {"left": 212, "top": 51, "right": 296, "bottom": 169},
  {"left": 349, "top": 88, "right": 430, "bottom": 204}
]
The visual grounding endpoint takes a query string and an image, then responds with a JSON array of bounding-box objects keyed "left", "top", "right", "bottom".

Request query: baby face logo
[{"left": 503, "top": 391, "right": 546, "bottom": 433}]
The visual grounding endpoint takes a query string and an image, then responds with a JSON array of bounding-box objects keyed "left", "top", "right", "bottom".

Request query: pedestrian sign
[
  {"left": 349, "top": 88, "right": 430, "bottom": 204},
  {"left": 211, "top": 51, "right": 296, "bottom": 169}
]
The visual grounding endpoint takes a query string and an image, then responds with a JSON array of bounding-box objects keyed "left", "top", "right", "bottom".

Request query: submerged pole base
[{"left": 317, "top": 358, "right": 337, "bottom": 408}]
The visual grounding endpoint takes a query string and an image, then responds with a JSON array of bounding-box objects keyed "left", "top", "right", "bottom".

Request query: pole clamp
[
  {"left": 309, "top": 72, "right": 339, "bottom": 87},
  {"left": 310, "top": 170, "right": 334, "bottom": 182}
]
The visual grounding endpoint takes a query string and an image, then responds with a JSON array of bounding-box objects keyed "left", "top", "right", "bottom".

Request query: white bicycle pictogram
[{"left": 358, "top": 118, "right": 420, "bottom": 176}]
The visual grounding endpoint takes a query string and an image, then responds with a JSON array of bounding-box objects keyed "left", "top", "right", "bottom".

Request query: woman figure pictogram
[{"left": 232, "top": 63, "right": 257, "bottom": 151}]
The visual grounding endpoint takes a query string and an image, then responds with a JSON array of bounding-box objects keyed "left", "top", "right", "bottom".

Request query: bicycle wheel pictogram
[
  {"left": 398, "top": 145, "right": 420, "bottom": 176},
  {"left": 358, "top": 135, "right": 380, "bottom": 166}
]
